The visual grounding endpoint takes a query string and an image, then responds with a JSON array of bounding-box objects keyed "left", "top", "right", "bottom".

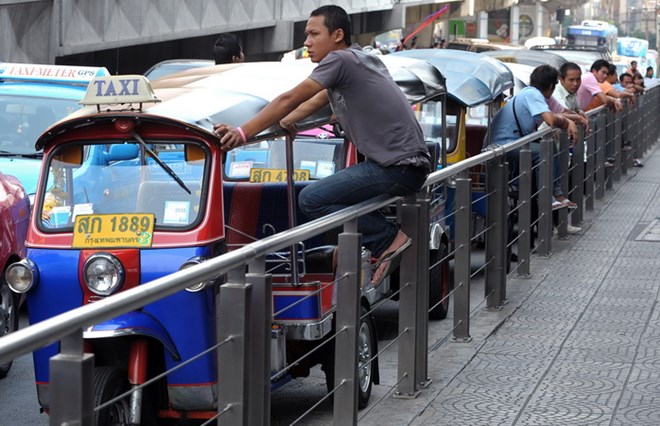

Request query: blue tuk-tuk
[{"left": 6, "top": 55, "right": 445, "bottom": 424}]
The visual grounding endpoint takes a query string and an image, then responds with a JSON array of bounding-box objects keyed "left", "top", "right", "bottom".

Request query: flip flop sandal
[{"left": 371, "top": 238, "right": 412, "bottom": 287}]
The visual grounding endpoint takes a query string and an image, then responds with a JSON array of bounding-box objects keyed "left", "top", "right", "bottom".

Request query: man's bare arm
[
  {"left": 214, "top": 77, "right": 325, "bottom": 150},
  {"left": 279, "top": 90, "right": 330, "bottom": 136}
]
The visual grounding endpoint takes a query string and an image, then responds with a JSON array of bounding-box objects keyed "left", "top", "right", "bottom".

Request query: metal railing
[{"left": 0, "top": 84, "right": 658, "bottom": 426}]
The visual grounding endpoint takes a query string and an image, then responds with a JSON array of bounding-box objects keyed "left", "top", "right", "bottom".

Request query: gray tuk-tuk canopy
[
  {"left": 150, "top": 56, "right": 446, "bottom": 140},
  {"left": 392, "top": 49, "right": 514, "bottom": 107}
]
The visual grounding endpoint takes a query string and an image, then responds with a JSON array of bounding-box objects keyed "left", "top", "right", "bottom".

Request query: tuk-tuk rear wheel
[
  {"left": 322, "top": 306, "right": 375, "bottom": 409},
  {"left": 428, "top": 242, "right": 450, "bottom": 320}
]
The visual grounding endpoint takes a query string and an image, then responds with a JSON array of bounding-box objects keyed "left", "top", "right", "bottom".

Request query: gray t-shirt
[{"left": 309, "top": 44, "right": 429, "bottom": 167}]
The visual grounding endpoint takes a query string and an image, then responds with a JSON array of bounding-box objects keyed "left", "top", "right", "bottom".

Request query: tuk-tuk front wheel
[{"left": 93, "top": 366, "right": 131, "bottom": 425}]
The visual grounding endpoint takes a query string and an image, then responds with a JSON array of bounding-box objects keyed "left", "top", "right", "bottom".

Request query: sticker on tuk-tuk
[
  {"left": 249, "top": 168, "right": 310, "bottom": 183},
  {"left": 163, "top": 201, "right": 190, "bottom": 224},
  {"left": 72, "top": 214, "right": 155, "bottom": 248}
]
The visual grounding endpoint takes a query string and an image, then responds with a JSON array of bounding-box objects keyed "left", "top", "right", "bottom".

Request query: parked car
[
  {"left": 0, "top": 171, "right": 29, "bottom": 378},
  {"left": 0, "top": 62, "right": 109, "bottom": 197},
  {"left": 143, "top": 59, "right": 214, "bottom": 81}
]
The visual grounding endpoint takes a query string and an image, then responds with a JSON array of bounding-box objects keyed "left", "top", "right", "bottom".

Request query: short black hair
[
  {"left": 607, "top": 64, "right": 617, "bottom": 75},
  {"left": 559, "top": 62, "right": 581, "bottom": 79},
  {"left": 310, "top": 5, "right": 352, "bottom": 46},
  {"left": 647, "top": 66, "right": 654, "bottom": 71},
  {"left": 619, "top": 72, "right": 633, "bottom": 83},
  {"left": 590, "top": 59, "right": 610, "bottom": 73},
  {"left": 530, "top": 64, "right": 559, "bottom": 92},
  {"left": 213, "top": 33, "right": 242, "bottom": 64}
]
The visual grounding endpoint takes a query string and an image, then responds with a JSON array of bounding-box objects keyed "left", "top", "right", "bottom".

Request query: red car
[{"left": 0, "top": 172, "right": 29, "bottom": 378}]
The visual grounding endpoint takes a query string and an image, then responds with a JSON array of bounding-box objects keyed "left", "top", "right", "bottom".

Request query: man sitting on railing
[
  {"left": 486, "top": 64, "right": 579, "bottom": 208},
  {"left": 213, "top": 5, "right": 430, "bottom": 286}
]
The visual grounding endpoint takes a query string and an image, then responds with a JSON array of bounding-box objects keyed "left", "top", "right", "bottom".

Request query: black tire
[
  {"left": 356, "top": 306, "right": 374, "bottom": 409},
  {"left": 93, "top": 366, "right": 131, "bottom": 426},
  {"left": 323, "top": 306, "right": 375, "bottom": 409},
  {"left": 428, "top": 243, "right": 450, "bottom": 320},
  {"left": 0, "top": 278, "right": 19, "bottom": 379}
]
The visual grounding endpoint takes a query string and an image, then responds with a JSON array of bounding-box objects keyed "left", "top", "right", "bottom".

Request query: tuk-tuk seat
[
  {"left": 465, "top": 124, "right": 488, "bottom": 157},
  {"left": 223, "top": 181, "right": 335, "bottom": 250}
]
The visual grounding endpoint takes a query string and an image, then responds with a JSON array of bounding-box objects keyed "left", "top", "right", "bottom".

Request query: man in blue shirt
[{"left": 488, "top": 65, "right": 578, "bottom": 205}]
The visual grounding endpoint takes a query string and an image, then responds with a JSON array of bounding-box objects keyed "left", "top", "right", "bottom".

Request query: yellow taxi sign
[
  {"left": 72, "top": 213, "right": 155, "bottom": 248},
  {"left": 80, "top": 75, "right": 160, "bottom": 106}
]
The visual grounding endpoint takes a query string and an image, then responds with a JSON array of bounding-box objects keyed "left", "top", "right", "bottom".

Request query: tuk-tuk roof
[
  {"left": 392, "top": 49, "right": 513, "bottom": 107},
  {"left": 480, "top": 49, "right": 568, "bottom": 70},
  {"left": 37, "top": 56, "right": 446, "bottom": 149}
]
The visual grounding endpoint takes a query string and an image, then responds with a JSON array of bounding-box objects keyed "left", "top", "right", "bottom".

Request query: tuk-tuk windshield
[
  {"left": 416, "top": 100, "right": 458, "bottom": 154},
  {"left": 39, "top": 140, "right": 207, "bottom": 231},
  {"left": 224, "top": 137, "right": 345, "bottom": 182}
]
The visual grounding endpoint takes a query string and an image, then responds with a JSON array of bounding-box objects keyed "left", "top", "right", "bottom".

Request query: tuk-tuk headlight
[
  {"left": 179, "top": 257, "right": 213, "bottom": 292},
  {"left": 84, "top": 253, "right": 124, "bottom": 296},
  {"left": 6, "top": 259, "right": 39, "bottom": 293}
]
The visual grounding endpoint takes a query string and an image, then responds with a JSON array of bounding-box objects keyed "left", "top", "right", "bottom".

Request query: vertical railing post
[
  {"left": 517, "top": 145, "right": 532, "bottom": 278},
  {"left": 333, "top": 220, "right": 361, "bottom": 424},
  {"left": 485, "top": 157, "right": 505, "bottom": 308},
  {"left": 412, "top": 189, "right": 431, "bottom": 388},
  {"left": 595, "top": 112, "right": 606, "bottom": 200},
  {"left": 396, "top": 196, "right": 422, "bottom": 398},
  {"left": 606, "top": 109, "right": 616, "bottom": 188},
  {"left": 49, "top": 331, "right": 94, "bottom": 426},
  {"left": 537, "top": 136, "right": 553, "bottom": 257},
  {"left": 585, "top": 116, "right": 596, "bottom": 211},
  {"left": 246, "top": 257, "right": 272, "bottom": 426},
  {"left": 571, "top": 126, "right": 585, "bottom": 224},
  {"left": 217, "top": 267, "right": 252, "bottom": 425},
  {"left": 452, "top": 178, "right": 472, "bottom": 342},
  {"left": 556, "top": 130, "right": 569, "bottom": 239},
  {"left": 621, "top": 102, "right": 631, "bottom": 171}
]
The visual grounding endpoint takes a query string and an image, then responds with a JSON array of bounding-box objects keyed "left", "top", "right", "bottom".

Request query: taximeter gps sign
[{"left": 0, "top": 63, "right": 102, "bottom": 82}]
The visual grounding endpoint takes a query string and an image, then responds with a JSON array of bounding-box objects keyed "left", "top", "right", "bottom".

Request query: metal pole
[
  {"left": 396, "top": 197, "right": 422, "bottom": 398},
  {"left": 517, "top": 146, "right": 532, "bottom": 278},
  {"left": 412, "top": 190, "right": 431, "bottom": 388},
  {"left": 246, "top": 257, "right": 272, "bottom": 426},
  {"left": 556, "top": 131, "right": 569, "bottom": 239},
  {"left": 452, "top": 178, "right": 472, "bottom": 342},
  {"left": 333, "top": 221, "right": 361, "bottom": 424},
  {"left": 217, "top": 277, "right": 252, "bottom": 425},
  {"left": 49, "top": 331, "right": 94, "bottom": 426},
  {"left": 595, "top": 112, "right": 606, "bottom": 200},
  {"left": 571, "top": 126, "right": 585, "bottom": 225},
  {"left": 537, "top": 137, "right": 553, "bottom": 257},
  {"left": 485, "top": 157, "right": 504, "bottom": 309},
  {"left": 585, "top": 119, "right": 596, "bottom": 211}
]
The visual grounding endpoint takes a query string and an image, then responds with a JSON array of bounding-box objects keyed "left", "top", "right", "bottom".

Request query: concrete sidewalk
[{"left": 361, "top": 143, "right": 660, "bottom": 425}]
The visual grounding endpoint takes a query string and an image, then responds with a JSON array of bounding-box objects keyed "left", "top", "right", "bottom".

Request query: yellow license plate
[
  {"left": 249, "top": 168, "right": 310, "bottom": 183},
  {"left": 72, "top": 214, "right": 155, "bottom": 248}
]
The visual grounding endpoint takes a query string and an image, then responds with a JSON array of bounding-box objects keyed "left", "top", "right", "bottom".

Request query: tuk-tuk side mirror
[
  {"left": 53, "top": 146, "right": 83, "bottom": 166},
  {"left": 185, "top": 144, "right": 205, "bottom": 162},
  {"left": 108, "top": 144, "right": 139, "bottom": 161}
]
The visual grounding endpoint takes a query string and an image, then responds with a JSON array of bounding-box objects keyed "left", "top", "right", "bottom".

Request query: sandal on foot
[{"left": 371, "top": 238, "right": 412, "bottom": 287}]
